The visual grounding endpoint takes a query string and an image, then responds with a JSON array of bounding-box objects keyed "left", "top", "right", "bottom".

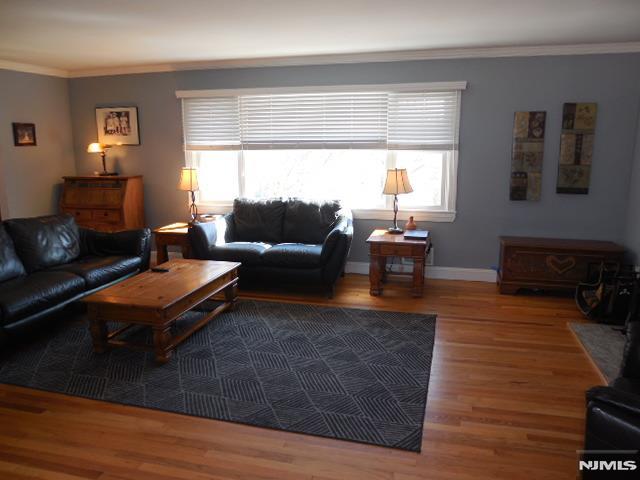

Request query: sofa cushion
[
  {"left": 0, "top": 271, "right": 86, "bottom": 325},
  {"left": 0, "top": 224, "right": 26, "bottom": 282},
  {"left": 233, "top": 198, "right": 286, "bottom": 244},
  {"left": 4, "top": 214, "right": 80, "bottom": 273},
  {"left": 283, "top": 199, "right": 341, "bottom": 244},
  {"left": 207, "top": 242, "right": 271, "bottom": 266},
  {"left": 261, "top": 243, "right": 323, "bottom": 268},
  {"left": 51, "top": 255, "right": 141, "bottom": 289}
]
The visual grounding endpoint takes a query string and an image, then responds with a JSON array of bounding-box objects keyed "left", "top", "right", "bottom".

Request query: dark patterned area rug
[{"left": 0, "top": 300, "right": 436, "bottom": 452}]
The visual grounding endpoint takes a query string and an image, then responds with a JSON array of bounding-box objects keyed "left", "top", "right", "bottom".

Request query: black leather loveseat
[
  {"left": 583, "top": 320, "right": 640, "bottom": 477},
  {"left": 0, "top": 214, "right": 151, "bottom": 344},
  {"left": 189, "top": 198, "right": 353, "bottom": 296}
]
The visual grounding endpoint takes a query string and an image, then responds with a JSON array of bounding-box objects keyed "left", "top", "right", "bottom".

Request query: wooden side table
[
  {"left": 153, "top": 223, "right": 192, "bottom": 265},
  {"left": 366, "top": 229, "right": 431, "bottom": 297}
]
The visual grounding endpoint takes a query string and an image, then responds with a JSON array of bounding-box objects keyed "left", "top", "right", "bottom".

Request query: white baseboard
[
  {"left": 152, "top": 251, "right": 497, "bottom": 283},
  {"left": 345, "top": 261, "right": 497, "bottom": 283}
]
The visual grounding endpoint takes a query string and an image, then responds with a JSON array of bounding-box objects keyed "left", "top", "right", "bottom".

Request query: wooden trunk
[
  {"left": 60, "top": 175, "right": 145, "bottom": 232},
  {"left": 498, "top": 236, "right": 625, "bottom": 294}
]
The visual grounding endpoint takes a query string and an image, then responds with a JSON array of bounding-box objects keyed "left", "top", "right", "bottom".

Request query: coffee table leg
[
  {"left": 153, "top": 326, "right": 173, "bottom": 364},
  {"left": 224, "top": 280, "right": 239, "bottom": 311},
  {"left": 90, "top": 319, "right": 108, "bottom": 354},
  {"left": 369, "top": 255, "right": 385, "bottom": 296}
]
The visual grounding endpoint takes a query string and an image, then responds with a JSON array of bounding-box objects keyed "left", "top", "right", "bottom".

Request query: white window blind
[
  {"left": 181, "top": 85, "right": 463, "bottom": 151},
  {"left": 240, "top": 92, "right": 388, "bottom": 149},
  {"left": 388, "top": 91, "right": 461, "bottom": 150},
  {"left": 182, "top": 97, "right": 240, "bottom": 150}
]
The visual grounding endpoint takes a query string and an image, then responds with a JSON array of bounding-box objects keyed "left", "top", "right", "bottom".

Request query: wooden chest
[
  {"left": 498, "top": 236, "right": 625, "bottom": 294},
  {"left": 60, "top": 176, "right": 145, "bottom": 232}
]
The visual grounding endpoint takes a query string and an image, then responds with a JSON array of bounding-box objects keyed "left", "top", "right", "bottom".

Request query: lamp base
[
  {"left": 387, "top": 227, "right": 404, "bottom": 234},
  {"left": 96, "top": 171, "right": 119, "bottom": 176}
]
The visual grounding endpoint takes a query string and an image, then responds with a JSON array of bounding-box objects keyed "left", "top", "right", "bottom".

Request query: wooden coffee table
[{"left": 84, "top": 259, "right": 240, "bottom": 363}]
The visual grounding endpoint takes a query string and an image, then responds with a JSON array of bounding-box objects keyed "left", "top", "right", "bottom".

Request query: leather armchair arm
[
  {"left": 80, "top": 228, "right": 152, "bottom": 270},
  {"left": 587, "top": 386, "right": 640, "bottom": 418}
]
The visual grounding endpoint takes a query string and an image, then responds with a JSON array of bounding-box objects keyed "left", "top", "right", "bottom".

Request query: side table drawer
[{"left": 379, "top": 244, "right": 418, "bottom": 257}]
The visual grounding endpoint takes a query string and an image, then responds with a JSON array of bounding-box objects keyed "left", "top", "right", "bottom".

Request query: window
[{"left": 179, "top": 82, "right": 465, "bottom": 221}]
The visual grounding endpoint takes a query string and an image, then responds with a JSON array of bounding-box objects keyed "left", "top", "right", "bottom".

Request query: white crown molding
[
  {"left": 67, "top": 42, "right": 640, "bottom": 78},
  {"left": 2, "top": 41, "right": 640, "bottom": 79},
  {"left": 0, "top": 59, "right": 69, "bottom": 78}
]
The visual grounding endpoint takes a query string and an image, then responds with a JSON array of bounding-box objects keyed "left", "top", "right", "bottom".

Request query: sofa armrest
[
  {"left": 321, "top": 209, "right": 353, "bottom": 263},
  {"left": 189, "top": 222, "right": 219, "bottom": 259},
  {"left": 223, "top": 213, "right": 235, "bottom": 243},
  {"left": 320, "top": 209, "right": 353, "bottom": 264},
  {"left": 80, "top": 228, "right": 152, "bottom": 271},
  {"left": 587, "top": 386, "right": 640, "bottom": 418}
]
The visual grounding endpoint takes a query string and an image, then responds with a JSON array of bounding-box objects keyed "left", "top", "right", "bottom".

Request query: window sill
[
  {"left": 352, "top": 209, "right": 456, "bottom": 222},
  {"left": 197, "top": 203, "right": 456, "bottom": 223}
]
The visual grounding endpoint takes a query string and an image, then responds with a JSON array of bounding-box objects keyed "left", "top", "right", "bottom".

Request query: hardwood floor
[{"left": 0, "top": 275, "right": 600, "bottom": 480}]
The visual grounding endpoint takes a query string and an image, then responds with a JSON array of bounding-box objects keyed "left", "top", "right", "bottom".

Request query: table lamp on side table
[
  {"left": 383, "top": 168, "right": 413, "bottom": 234},
  {"left": 178, "top": 167, "right": 199, "bottom": 225}
]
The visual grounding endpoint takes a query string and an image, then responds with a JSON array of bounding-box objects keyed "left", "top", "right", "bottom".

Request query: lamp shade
[
  {"left": 87, "top": 142, "right": 108, "bottom": 153},
  {"left": 178, "top": 167, "right": 199, "bottom": 192},
  {"left": 383, "top": 168, "right": 413, "bottom": 195}
]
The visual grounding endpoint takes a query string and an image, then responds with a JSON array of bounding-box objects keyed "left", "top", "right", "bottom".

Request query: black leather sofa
[
  {"left": 189, "top": 198, "right": 353, "bottom": 296},
  {"left": 0, "top": 214, "right": 151, "bottom": 344},
  {"left": 583, "top": 320, "right": 640, "bottom": 477}
]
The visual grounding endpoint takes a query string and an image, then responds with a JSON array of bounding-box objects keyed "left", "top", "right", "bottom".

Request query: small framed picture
[
  {"left": 12, "top": 123, "right": 37, "bottom": 146},
  {"left": 95, "top": 106, "right": 140, "bottom": 145}
]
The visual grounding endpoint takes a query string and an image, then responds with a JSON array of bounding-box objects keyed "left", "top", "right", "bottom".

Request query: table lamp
[
  {"left": 178, "top": 167, "right": 199, "bottom": 224},
  {"left": 383, "top": 168, "right": 413, "bottom": 234},
  {"left": 87, "top": 143, "right": 117, "bottom": 176}
]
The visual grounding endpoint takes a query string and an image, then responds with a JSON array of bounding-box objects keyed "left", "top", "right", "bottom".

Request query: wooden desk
[
  {"left": 60, "top": 175, "right": 144, "bottom": 232},
  {"left": 366, "top": 229, "right": 431, "bottom": 297}
]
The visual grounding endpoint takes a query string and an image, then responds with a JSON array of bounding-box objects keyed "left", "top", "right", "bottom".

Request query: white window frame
[{"left": 177, "top": 81, "right": 466, "bottom": 222}]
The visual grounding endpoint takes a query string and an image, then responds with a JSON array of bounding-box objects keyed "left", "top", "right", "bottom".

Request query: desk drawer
[
  {"left": 67, "top": 209, "right": 92, "bottom": 221},
  {"left": 93, "top": 209, "right": 122, "bottom": 223}
]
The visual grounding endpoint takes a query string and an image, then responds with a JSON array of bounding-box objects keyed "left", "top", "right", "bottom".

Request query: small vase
[{"left": 405, "top": 216, "right": 417, "bottom": 231}]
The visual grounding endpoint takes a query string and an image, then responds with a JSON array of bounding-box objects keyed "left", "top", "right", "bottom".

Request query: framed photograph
[
  {"left": 95, "top": 106, "right": 140, "bottom": 145},
  {"left": 12, "top": 123, "right": 37, "bottom": 146}
]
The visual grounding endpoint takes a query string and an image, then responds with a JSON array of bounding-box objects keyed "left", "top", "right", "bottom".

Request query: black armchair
[
  {"left": 583, "top": 321, "right": 640, "bottom": 476},
  {"left": 189, "top": 198, "right": 353, "bottom": 296}
]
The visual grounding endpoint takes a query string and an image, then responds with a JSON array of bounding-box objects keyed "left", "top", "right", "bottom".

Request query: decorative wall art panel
[
  {"left": 510, "top": 111, "right": 546, "bottom": 201},
  {"left": 556, "top": 103, "right": 597, "bottom": 194}
]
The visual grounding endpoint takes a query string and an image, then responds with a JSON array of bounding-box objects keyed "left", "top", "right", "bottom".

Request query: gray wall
[
  {"left": 625, "top": 118, "right": 640, "bottom": 264},
  {"left": 69, "top": 54, "right": 640, "bottom": 269},
  {"left": 0, "top": 69, "right": 76, "bottom": 219}
]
